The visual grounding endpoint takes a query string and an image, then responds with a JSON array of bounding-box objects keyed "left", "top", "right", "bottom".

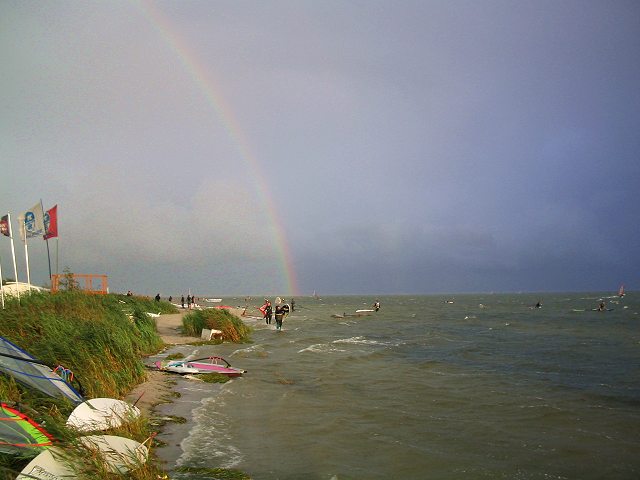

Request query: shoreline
[{"left": 124, "top": 306, "right": 249, "bottom": 470}]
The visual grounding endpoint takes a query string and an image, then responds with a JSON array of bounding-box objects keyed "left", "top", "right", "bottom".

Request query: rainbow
[{"left": 136, "top": 0, "right": 298, "bottom": 295}]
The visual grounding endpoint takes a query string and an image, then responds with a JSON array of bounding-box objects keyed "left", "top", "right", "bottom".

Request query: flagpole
[
  {"left": 7, "top": 213, "right": 20, "bottom": 301},
  {"left": 24, "top": 235, "right": 31, "bottom": 292},
  {"left": 41, "top": 199, "right": 52, "bottom": 280},
  {"left": 0, "top": 254, "right": 5, "bottom": 309}
]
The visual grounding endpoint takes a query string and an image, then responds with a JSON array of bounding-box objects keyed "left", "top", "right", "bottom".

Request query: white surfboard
[
  {"left": 16, "top": 448, "right": 76, "bottom": 479},
  {"left": 16, "top": 436, "right": 148, "bottom": 478},
  {"left": 356, "top": 309, "right": 375, "bottom": 313},
  {"left": 80, "top": 435, "right": 148, "bottom": 474},
  {"left": 66, "top": 398, "right": 141, "bottom": 432}
]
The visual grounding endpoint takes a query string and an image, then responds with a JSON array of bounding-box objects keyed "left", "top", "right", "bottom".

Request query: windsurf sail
[
  {"left": 618, "top": 285, "right": 625, "bottom": 297},
  {"left": 0, "top": 337, "right": 84, "bottom": 404},
  {"left": 0, "top": 403, "right": 53, "bottom": 455}
]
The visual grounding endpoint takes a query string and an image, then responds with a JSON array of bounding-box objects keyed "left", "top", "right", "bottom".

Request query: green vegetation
[
  {"left": 0, "top": 291, "right": 177, "bottom": 478},
  {"left": 0, "top": 291, "right": 173, "bottom": 400},
  {"left": 199, "top": 372, "right": 232, "bottom": 384},
  {"left": 182, "top": 309, "right": 252, "bottom": 343}
]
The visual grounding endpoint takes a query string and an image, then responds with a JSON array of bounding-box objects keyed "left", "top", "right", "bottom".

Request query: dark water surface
[{"left": 159, "top": 293, "right": 640, "bottom": 479}]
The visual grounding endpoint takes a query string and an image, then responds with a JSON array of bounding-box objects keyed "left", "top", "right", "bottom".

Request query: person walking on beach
[
  {"left": 155, "top": 293, "right": 161, "bottom": 302},
  {"left": 187, "top": 294, "right": 192, "bottom": 309},
  {"left": 181, "top": 295, "right": 185, "bottom": 308},
  {"left": 290, "top": 298, "right": 296, "bottom": 311}
]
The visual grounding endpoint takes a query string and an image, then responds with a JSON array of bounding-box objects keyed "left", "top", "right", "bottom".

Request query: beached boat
[{"left": 155, "top": 356, "right": 246, "bottom": 377}]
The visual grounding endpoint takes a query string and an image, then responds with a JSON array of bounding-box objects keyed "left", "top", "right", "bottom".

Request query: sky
[{"left": 2, "top": 0, "right": 639, "bottom": 296}]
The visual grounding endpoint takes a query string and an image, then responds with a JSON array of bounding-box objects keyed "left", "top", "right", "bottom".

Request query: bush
[{"left": 182, "top": 309, "right": 251, "bottom": 343}]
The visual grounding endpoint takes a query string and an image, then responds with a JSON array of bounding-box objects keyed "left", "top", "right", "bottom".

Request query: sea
[{"left": 153, "top": 293, "right": 640, "bottom": 480}]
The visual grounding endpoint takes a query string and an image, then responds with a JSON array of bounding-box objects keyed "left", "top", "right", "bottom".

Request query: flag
[
  {"left": 18, "top": 203, "right": 45, "bottom": 241},
  {"left": 44, "top": 205, "right": 58, "bottom": 240},
  {"left": 0, "top": 215, "right": 9, "bottom": 237}
]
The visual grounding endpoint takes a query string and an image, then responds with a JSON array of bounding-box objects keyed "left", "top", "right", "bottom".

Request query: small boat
[
  {"left": 204, "top": 298, "right": 222, "bottom": 303},
  {"left": 155, "top": 356, "right": 246, "bottom": 377}
]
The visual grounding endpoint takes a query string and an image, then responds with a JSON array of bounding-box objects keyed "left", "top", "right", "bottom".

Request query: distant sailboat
[
  {"left": 618, "top": 285, "right": 625, "bottom": 298},
  {"left": 312, "top": 290, "right": 320, "bottom": 300}
]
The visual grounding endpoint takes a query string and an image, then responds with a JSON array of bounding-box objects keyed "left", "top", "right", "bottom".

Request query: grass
[
  {"left": 182, "top": 309, "right": 252, "bottom": 343},
  {"left": 0, "top": 291, "right": 253, "bottom": 479}
]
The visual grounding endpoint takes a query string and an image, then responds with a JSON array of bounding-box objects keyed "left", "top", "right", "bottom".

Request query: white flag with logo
[{"left": 18, "top": 203, "right": 46, "bottom": 240}]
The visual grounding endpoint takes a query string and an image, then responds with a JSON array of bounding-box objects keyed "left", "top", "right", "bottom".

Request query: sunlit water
[{"left": 155, "top": 294, "right": 640, "bottom": 479}]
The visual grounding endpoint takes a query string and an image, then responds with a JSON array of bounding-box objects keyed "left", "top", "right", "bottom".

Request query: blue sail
[{"left": 0, "top": 336, "right": 84, "bottom": 405}]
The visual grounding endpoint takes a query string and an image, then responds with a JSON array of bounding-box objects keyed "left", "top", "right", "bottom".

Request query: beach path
[{"left": 125, "top": 310, "right": 200, "bottom": 414}]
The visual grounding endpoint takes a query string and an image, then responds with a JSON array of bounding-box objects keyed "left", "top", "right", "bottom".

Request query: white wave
[
  {"left": 333, "top": 336, "right": 377, "bottom": 345},
  {"left": 178, "top": 393, "right": 244, "bottom": 469},
  {"left": 298, "top": 343, "right": 347, "bottom": 354},
  {"left": 231, "top": 344, "right": 266, "bottom": 357},
  {"left": 333, "top": 336, "right": 400, "bottom": 347}
]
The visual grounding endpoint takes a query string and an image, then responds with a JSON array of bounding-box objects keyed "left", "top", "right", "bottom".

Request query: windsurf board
[
  {"left": 80, "top": 434, "right": 148, "bottom": 474},
  {"left": 16, "top": 448, "right": 76, "bottom": 479},
  {"left": 66, "top": 398, "right": 141, "bottom": 432}
]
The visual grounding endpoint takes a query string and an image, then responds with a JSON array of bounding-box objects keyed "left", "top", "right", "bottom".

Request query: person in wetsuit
[
  {"left": 265, "top": 302, "right": 273, "bottom": 324},
  {"left": 275, "top": 305, "right": 284, "bottom": 330}
]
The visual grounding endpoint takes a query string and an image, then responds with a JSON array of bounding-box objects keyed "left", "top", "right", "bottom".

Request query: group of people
[
  {"left": 181, "top": 295, "right": 197, "bottom": 309},
  {"left": 262, "top": 299, "right": 293, "bottom": 331}
]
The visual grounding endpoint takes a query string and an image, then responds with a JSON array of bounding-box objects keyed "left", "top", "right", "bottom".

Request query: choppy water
[{"left": 157, "top": 294, "right": 640, "bottom": 479}]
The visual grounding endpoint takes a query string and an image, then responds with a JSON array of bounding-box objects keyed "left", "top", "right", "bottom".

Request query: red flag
[
  {"left": 0, "top": 215, "right": 9, "bottom": 237},
  {"left": 44, "top": 205, "right": 58, "bottom": 240}
]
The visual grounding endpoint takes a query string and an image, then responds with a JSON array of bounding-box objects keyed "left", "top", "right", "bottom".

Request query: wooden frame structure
[{"left": 51, "top": 274, "right": 108, "bottom": 294}]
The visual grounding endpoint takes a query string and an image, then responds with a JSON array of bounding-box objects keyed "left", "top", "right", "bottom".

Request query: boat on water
[
  {"left": 618, "top": 285, "right": 625, "bottom": 298},
  {"left": 155, "top": 356, "right": 246, "bottom": 377}
]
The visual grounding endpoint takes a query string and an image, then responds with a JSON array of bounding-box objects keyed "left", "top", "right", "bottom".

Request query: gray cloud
[{"left": 2, "top": 1, "right": 639, "bottom": 295}]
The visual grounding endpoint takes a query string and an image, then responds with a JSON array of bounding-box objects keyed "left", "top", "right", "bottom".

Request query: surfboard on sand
[
  {"left": 16, "top": 449, "right": 76, "bottom": 479},
  {"left": 16, "top": 435, "right": 148, "bottom": 479},
  {"left": 66, "top": 398, "right": 141, "bottom": 432},
  {"left": 80, "top": 435, "right": 148, "bottom": 474}
]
